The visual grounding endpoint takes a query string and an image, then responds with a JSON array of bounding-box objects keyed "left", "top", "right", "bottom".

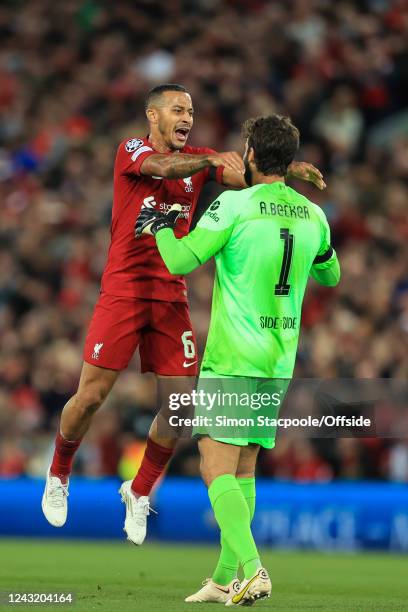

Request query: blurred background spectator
[{"left": 0, "top": 0, "right": 407, "bottom": 483}]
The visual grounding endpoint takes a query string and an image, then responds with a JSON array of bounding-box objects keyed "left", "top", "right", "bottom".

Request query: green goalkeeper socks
[
  {"left": 212, "top": 477, "right": 256, "bottom": 585},
  {"left": 209, "top": 474, "right": 261, "bottom": 582}
]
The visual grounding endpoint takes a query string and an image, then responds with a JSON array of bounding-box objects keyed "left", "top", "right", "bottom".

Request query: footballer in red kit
[
  {"left": 42, "top": 83, "right": 325, "bottom": 545},
  {"left": 83, "top": 136, "right": 224, "bottom": 374}
]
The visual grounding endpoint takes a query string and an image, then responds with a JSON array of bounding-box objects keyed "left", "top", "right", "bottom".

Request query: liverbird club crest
[{"left": 183, "top": 177, "right": 193, "bottom": 192}]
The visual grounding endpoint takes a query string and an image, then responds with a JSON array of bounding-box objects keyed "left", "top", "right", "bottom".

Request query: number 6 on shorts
[{"left": 181, "top": 330, "right": 196, "bottom": 359}]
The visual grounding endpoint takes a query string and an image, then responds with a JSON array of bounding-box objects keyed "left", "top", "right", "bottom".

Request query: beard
[{"left": 244, "top": 158, "right": 253, "bottom": 187}]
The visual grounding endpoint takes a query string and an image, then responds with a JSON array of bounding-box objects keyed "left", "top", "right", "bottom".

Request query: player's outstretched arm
[
  {"left": 140, "top": 151, "right": 244, "bottom": 180},
  {"left": 135, "top": 194, "right": 235, "bottom": 275},
  {"left": 287, "top": 161, "right": 326, "bottom": 190},
  {"left": 220, "top": 161, "right": 326, "bottom": 190},
  {"left": 155, "top": 223, "right": 232, "bottom": 276},
  {"left": 156, "top": 205, "right": 234, "bottom": 274},
  {"left": 134, "top": 204, "right": 232, "bottom": 275},
  {"left": 134, "top": 204, "right": 203, "bottom": 275},
  {"left": 156, "top": 229, "right": 203, "bottom": 275}
]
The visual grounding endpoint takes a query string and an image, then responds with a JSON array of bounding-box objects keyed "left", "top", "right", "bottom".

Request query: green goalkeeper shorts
[{"left": 192, "top": 370, "right": 290, "bottom": 449}]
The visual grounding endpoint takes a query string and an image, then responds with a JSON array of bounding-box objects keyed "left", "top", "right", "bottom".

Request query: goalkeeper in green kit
[{"left": 135, "top": 115, "right": 340, "bottom": 606}]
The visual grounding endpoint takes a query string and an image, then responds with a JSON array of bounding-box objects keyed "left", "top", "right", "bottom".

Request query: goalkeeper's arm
[
  {"left": 134, "top": 203, "right": 231, "bottom": 275},
  {"left": 156, "top": 222, "right": 232, "bottom": 275},
  {"left": 310, "top": 247, "right": 341, "bottom": 287},
  {"left": 134, "top": 204, "right": 200, "bottom": 274},
  {"left": 155, "top": 229, "right": 201, "bottom": 275}
]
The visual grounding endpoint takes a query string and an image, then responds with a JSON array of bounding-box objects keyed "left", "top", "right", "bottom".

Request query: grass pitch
[{"left": 0, "top": 540, "right": 407, "bottom": 611}]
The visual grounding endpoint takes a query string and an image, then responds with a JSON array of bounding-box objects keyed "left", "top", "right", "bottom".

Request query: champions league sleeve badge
[{"left": 125, "top": 138, "right": 144, "bottom": 152}]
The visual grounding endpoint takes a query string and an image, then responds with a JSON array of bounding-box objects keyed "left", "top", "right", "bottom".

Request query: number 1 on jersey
[{"left": 275, "top": 228, "right": 294, "bottom": 297}]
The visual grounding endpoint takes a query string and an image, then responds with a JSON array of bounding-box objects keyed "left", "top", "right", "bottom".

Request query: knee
[
  {"left": 74, "top": 383, "right": 109, "bottom": 416},
  {"left": 200, "top": 457, "right": 228, "bottom": 488}
]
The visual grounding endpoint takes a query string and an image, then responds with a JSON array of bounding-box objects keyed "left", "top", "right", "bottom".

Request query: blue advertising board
[{"left": 0, "top": 478, "right": 407, "bottom": 551}]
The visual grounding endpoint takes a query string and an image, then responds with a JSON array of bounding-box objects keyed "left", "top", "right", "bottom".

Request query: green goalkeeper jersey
[{"left": 156, "top": 181, "right": 340, "bottom": 378}]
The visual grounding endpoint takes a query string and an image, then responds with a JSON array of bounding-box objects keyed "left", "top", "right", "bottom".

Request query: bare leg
[
  {"left": 198, "top": 436, "right": 241, "bottom": 487},
  {"left": 43, "top": 362, "right": 120, "bottom": 526},
  {"left": 60, "top": 362, "right": 119, "bottom": 440},
  {"left": 236, "top": 444, "right": 260, "bottom": 479},
  {"left": 148, "top": 375, "right": 195, "bottom": 448}
]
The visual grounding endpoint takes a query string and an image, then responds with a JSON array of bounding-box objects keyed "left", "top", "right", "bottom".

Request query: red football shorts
[{"left": 83, "top": 293, "right": 198, "bottom": 375}]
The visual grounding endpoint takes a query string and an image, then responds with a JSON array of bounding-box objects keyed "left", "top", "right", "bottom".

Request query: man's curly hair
[{"left": 242, "top": 115, "right": 300, "bottom": 176}]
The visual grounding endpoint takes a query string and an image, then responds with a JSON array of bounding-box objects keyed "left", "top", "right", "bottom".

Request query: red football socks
[
  {"left": 50, "top": 431, "right": 82, "bottom": 482},
  {"left": 131, "top": 438, "right": 174, "bottom": 497}
]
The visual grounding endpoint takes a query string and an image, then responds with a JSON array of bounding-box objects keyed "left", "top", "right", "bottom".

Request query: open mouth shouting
[{"left": 174, "top": 125, "right": 190, "bottom": 143}]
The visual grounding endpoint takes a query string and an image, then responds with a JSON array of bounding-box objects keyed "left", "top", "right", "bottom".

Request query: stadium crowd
[{"left": 0, "top": 0, "right": 407, "bottom": 484}]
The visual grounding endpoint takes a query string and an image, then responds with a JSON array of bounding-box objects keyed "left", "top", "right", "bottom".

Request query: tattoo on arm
[{"left": 141, "top": 153, "right": 211, "bottom": 179}]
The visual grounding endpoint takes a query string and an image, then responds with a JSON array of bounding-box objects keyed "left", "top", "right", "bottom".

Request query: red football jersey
[{"left": 101, "top": 137, "right": 224, "bottom": 302}]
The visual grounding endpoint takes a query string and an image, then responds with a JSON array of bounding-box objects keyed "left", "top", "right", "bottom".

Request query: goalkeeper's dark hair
[
  {"left": 145, "top": 84, "right": 189, "bottom": 110},
  {"left": 242, "top": 115, "right": 300, "bottom": 176}
]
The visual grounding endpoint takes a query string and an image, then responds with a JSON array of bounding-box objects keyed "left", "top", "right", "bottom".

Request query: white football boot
[
  {"left": 185, "top": 578, "right": 240, "bottom": 603},
  {"left": 225, "top": 568, "right": 271, "bottom": 606},
  {"left": 119, "top": 480, "right": 155, "bottom": 545},
  {"left": 41, "top": 470, "right": 69, "bottom": 527}
]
